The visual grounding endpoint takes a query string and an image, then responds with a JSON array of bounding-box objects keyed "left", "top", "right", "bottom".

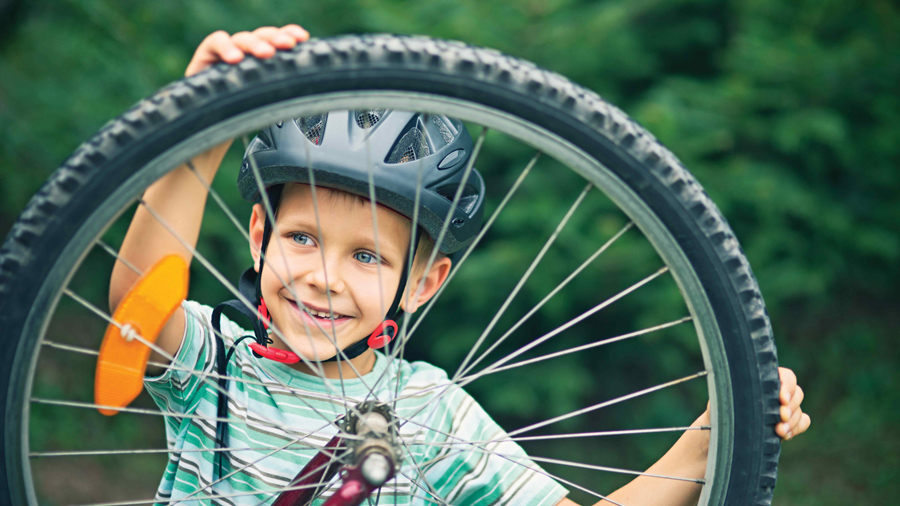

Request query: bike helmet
[
  {"left": 215, "top": 110, "right": 486, "bottom": 366},
  {"left": 237, "top": 110, "right": 485, "bottom": 254}
]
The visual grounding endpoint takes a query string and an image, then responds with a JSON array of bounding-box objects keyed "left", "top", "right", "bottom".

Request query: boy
[{"left": 110, "top": 25, "right": 809, "bottom": 506}]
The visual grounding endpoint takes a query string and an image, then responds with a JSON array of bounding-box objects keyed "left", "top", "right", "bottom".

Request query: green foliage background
[{"left": 2, "top": 0, "right": 898, "bottom": 504}]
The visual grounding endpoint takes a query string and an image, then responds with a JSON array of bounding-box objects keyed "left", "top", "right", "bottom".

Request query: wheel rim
[{"left": 10, "top": 91, "right": 736, "bottom": 505}]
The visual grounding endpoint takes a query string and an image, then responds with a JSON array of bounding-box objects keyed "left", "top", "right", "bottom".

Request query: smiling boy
[
  {"left": 250, "top": 183, "right": 448, "bottom": 373},
  {"left": 110, "top": 25, "right": 810, "bottom": 506}
]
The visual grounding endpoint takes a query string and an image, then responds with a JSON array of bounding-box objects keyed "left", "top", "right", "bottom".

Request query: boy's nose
[{"left": 303, "top": 258, "right": 345, "bottom": 294}]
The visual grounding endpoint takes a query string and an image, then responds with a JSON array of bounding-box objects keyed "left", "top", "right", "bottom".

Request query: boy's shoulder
[
  {"left": 182, "top": 299, "right": 248, "bottom": 341},
  {"left": 402, "top": 358, "right": 452, "bottom": 385}
]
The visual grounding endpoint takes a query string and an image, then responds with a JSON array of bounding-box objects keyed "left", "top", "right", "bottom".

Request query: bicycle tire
[{"left": 0, "top": 34, "right": 781, "bottom": 506}]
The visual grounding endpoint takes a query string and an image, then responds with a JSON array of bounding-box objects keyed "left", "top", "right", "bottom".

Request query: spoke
[
  {"left": 41, "top": 339, "right": 99, "bottom": 356},
  {"left": 405, "top": 151, "right": 540, "bottom": 342},
  {"left": 29, "top": 397, "right": 350, "bottom": 440},
  {"left": 29, "top": 442, "right": 346, "bottom": 458},
  {"left": 364, "top": 133, "right": 388, "bottom": 329},
  {"left": 525, "top": 454, "right": 705, "bottom": 484},
  {"left": 508, "top": 371, "right": 707, "bottom": 438},
  {"left": 355, "top": 125, "right": 421, "bottom": 411},
  {"left": 403, "top": 425, "right": 710, "bottom": 448},
  {"left": 96, "top": 240, "right": 142, "bottom": 275},
  {"left": 431, "top": 444, "right": 706, "bottom": 485},
  {"left": 413, "top": 414, "right": 706, "bottom": 485},
  {"left": 458, "top": 221, "right": 635, "bottom": 379},
  {"left": 453, "top": 181, "right": 593, "bottom": 382},
  {"left": 468, "top": 317, "right": 692, "bottom": 378}
]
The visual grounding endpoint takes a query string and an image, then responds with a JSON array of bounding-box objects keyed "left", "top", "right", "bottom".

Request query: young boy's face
[{"left": 249, "top": 184, "right": 447, "bottom": 363}]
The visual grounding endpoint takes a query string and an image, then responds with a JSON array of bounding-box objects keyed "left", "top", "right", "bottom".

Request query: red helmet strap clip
[
  {"left": 258, "top": 298, "right": 270, "bottom": 329},
  {"left": 367, "top": 320, "right": 398, "bottom": 350}
]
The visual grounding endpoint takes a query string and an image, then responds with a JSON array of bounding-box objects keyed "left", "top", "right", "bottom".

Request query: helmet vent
[
  {"left": 437, "top": 184, "right": 479, "bottom": 215},
  {"left": 387, "top": 127, "right": 431, "bottom": 164},
  {"left": 246, "top": 133, "right": 271, "bottom": 156},
  {"left": 432, "top": 116, "right": 455, "bottom": 144},
  {"left": 295, "top": 114, "right": 327, "bottom": 145},
  {"left": 355, "top": 109, "right": 387, "bottom": 129}
]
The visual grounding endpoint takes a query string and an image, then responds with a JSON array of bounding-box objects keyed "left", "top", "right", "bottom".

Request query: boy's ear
[
  {"left": 401, "top": 256, "right": 452, "bottom": 313},
  {"left": 248, "top": 203, "right": 265, "bottom": 272}
]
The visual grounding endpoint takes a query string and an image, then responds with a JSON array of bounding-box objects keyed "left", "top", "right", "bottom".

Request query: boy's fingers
[
  {"left": 785, "top": 406, "right": 803, "bottom": 430},
  {"left": 186, "top": 31, "right": 242, "bottom": 77},
  {"left": 787, "top": 385, "right": 804, "bottom": 411},
  {"left": 282, "top": 24, "right": 310, "bottom": 41},
  {"left": 777, "top": 407, "right": 809, "bottom": 440},
  {"left": 775, "top": 421, "right": 787, "bottom": 438},
  {"left": 231, "top": 31, "right": 276, "bottom": 59},
  {"left": 779, "top": 367, "right": 797, "bottom": 404},
  {"left": 209, "top": 32, "right": 244, "bottom": 62},
  {"left": 252, "top": 26, "right": 296, "bottom": 49},
  {"left": 780, "top": 405, "right": 792, "bottom": 423}
]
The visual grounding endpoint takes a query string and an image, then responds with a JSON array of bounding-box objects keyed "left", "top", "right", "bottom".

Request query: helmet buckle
[{"left": 367, "top": 320, "right": 398, "bottom": 350}]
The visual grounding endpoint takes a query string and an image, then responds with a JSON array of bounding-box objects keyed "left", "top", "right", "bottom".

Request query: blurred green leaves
[{"left": 2, "top": 0, "right": 899, "bottom": 503}]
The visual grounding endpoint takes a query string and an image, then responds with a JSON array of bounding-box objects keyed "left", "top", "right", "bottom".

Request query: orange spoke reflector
[{"left": 95, "top": 255, "right": 188, "bottom": 415}]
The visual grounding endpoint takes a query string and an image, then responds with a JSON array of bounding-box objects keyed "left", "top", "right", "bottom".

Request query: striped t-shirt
[{"left": 144, "top": 301, "right": 569, "bottom": 505}]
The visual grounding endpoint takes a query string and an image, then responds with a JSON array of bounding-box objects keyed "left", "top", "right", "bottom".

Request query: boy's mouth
[{"left": 286, "top": 300, "right": 352, "bottom": 327}]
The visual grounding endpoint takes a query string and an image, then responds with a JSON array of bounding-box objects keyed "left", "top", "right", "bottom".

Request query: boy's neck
[
  {"left": 267, "top": 335, "right": 378, "bottom": 379},
  {"left": 292, "top": 351, "right": 377, "bottom": 379}
]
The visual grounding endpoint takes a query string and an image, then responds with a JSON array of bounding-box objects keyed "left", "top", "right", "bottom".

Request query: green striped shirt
[{"left": 145, "top": 301, "right": 569, "bottom": 505}]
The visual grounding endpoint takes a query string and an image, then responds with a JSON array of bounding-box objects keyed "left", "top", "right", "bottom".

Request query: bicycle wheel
[{"left": 0, "top": 35, "right": 781, "bottom": 506}]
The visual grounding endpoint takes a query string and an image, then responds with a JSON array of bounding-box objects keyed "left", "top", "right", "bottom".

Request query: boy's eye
[
  {"left": 291, "top": 233, "right": 314, "bottom": 246},
  {"left": 354, "top": 251, "right": 378, "bottom": 264}
]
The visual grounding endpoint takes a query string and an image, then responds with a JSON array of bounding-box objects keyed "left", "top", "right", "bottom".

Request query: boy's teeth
[{"left": 306, "top": 309, "right": 342, "bottom": 319}]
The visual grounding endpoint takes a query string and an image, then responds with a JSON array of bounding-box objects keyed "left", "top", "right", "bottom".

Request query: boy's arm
[
  {"left": 555, "top": 367, "right": 810, "bottom": 506},
  {"left": 108, "top": 25, "right": 309, "bottom": 374},
  {"left": 110, "top": 146, "right": 230, "bottom": 374}
]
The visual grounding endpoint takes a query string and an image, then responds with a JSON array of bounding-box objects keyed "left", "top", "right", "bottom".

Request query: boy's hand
[
  {"left": 185, "top": 25, "right": 310, "bottom": 77},
  {"left": 775, "top": 366, "right": 810, "bottom": 441}
]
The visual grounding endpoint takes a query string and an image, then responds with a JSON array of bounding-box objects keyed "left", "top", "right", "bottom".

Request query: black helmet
[{"left": 238, "top": 110, "right": 485, "bottom": 254}]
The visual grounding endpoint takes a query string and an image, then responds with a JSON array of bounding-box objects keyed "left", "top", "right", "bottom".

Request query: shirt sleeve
[
  {"left": 143, "top": 300, "right": 243, "bottom": 417},
  {"left": 423, "top": 384, "right": 570, "bottom": 506}
]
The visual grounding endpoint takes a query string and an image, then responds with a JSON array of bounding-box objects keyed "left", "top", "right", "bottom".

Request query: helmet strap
[{"left": 251, "top": 186, "right": 283, "bottom": 358}]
